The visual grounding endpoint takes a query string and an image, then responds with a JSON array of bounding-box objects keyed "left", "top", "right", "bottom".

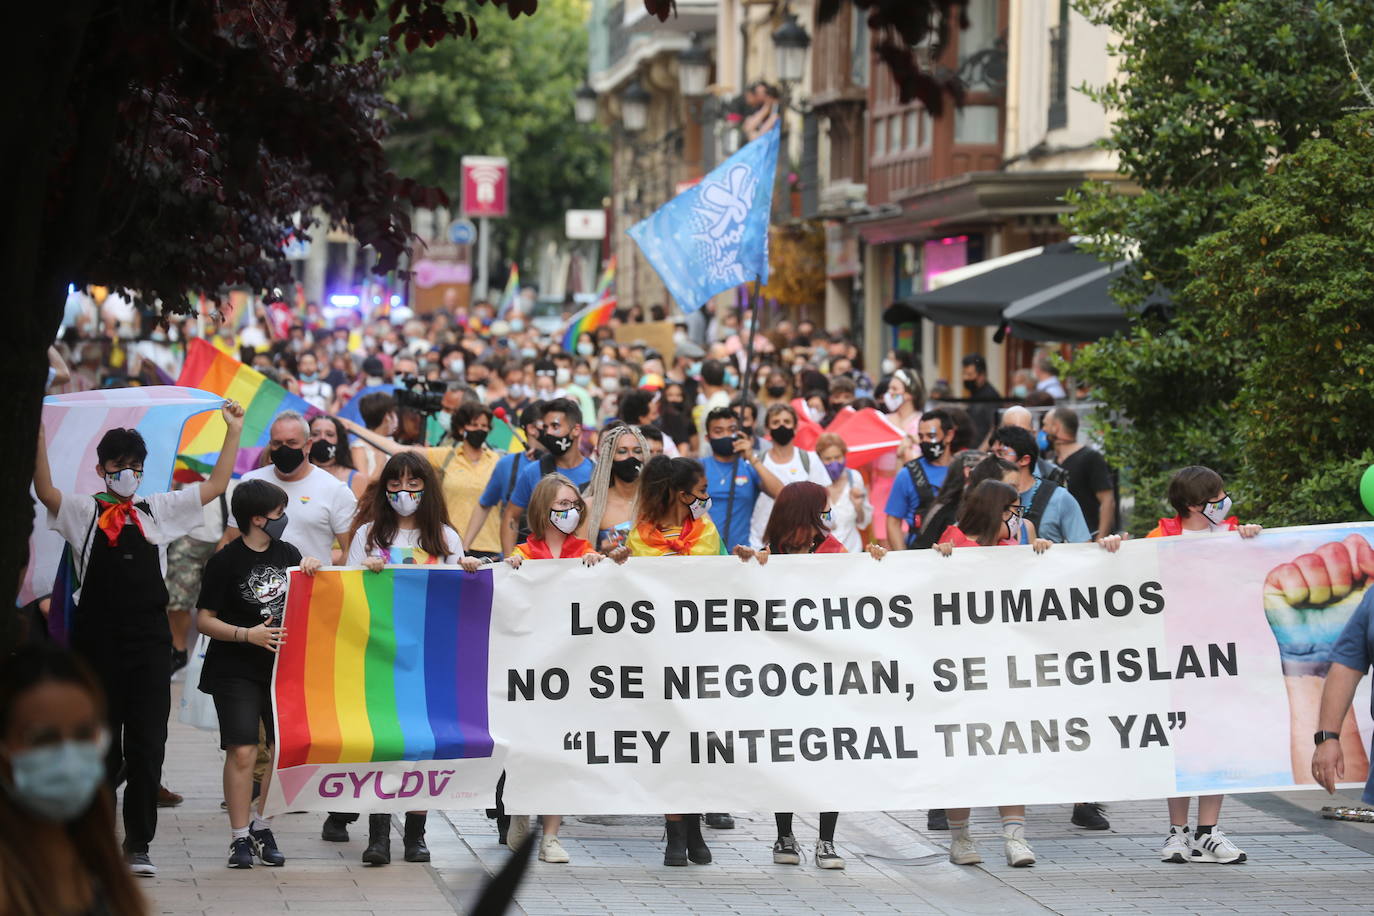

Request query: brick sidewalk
[{"left": 144, "top": 683, "right": 1374, "bottom": 915}]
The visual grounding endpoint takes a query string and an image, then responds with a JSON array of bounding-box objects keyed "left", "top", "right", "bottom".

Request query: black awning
[{"left": 894, "top": 241, "right": 1104, "bottom": 327}]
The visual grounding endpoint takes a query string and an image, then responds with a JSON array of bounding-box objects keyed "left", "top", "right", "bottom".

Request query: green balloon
[{"left": 1361, "top": 466, "right": 1374, "bottom": 517}]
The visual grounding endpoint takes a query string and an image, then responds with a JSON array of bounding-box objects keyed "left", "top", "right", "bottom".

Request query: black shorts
[{"left": 210, "top": 677, "right": 275, "bottom": 750}]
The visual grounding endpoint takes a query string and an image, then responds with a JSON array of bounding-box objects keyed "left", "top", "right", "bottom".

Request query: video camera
[{"left": 394, "top": 375, "right": 446, "bottom": 415}]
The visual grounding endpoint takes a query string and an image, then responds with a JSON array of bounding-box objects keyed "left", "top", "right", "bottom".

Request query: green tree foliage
[
  {"left": 1186, "top": 113, "right": 1374, "bottom": 525},
  {"left": 1062, "top": 0, "right": 1374, "bottom": 531},
  {"left": 383, "top": 0, "right": 608, "bottom": 262}
]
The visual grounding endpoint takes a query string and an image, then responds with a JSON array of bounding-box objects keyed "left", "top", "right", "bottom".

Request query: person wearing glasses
[
  {"left": 986, "top": 425, "right": 1091, "bottom": 545},
  {"left": 933, "top": 479, "right": 1121, "bottom": 868}
]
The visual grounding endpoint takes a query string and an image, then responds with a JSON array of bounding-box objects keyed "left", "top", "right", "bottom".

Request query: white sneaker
[
  {"left": 538, "top": 834, "right": 570, "bottom": 863},
  {"left": 1161, "top": 826, "right": 1191, "bottom": 863},
  {"left": 948, "top": 834, "right": 983, "bottom": 865},
  {"left": 1190, "top": 828, "right": 1246, "bottom": 864},
  {"left": 814, "top": 840, "right": 845, "bottom": 870},
  {"left": 505, "top": 815, "right": 531, "bottom": 852},
  {"left": 1003, "top": 834, "right": 1036, "bottom": 867}
]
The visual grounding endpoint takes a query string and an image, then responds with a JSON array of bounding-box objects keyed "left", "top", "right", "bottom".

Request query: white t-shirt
[
  {"left": 48, "top": 486, "right": 204, "bottom": 603},
  {"left": 827, "top": 469, "right": 872, "bottom": 554},
  {"left": 347, "top": 522, "right": 463, "bottom": 566},
  {"left": 298, "top": 379, "right": 334, "bottom": 412},
  {"left": 749, "top": 447, "right": 833, "bottom": 548},
  {"left": 239, "top": 465, "right": 357, "bottom": 563}
]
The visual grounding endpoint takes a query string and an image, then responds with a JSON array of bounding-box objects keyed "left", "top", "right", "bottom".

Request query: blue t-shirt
[
  {"left": 511, "top": 455, "right": 596, "bottom": 509},
  {"left": 884, "top": 459, "right": 951, "bottom": 529},
  {"left": 703, "top": 456, "right": 760, "bottom": 551},
  {"left": 479, "top": 452, "right": 535, "bottom": 509},
  {"left": 1021, "top": 476, "right": 1092, "bottom": 544},
  {"left": 1329, "top": 589, "right": 1374, "bottom": 803}
]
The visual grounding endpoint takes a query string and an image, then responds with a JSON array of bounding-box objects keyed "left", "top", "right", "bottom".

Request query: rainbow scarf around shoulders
[
  {"left": 626, "top": 516, "right": 724, "bottom": 557},
  {"left": 514, "top": 536, "right": 594, "bottom": 560}
]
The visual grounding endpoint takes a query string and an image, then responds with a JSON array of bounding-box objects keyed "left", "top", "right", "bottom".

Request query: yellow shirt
[{"left": 426, "top": 445, "right": 502, "bottom": 554}]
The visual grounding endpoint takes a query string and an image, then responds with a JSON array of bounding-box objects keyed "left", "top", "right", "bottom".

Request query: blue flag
[{"left": 627, "top": 123, "right": 780, "bottom": 313}]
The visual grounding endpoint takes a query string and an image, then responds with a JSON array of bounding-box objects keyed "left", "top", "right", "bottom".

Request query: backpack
[
  {"left": 902, "top": 459, "right": 937, "bottom": 548},
  {"left": 1024, "top": 478, "right": 1060, "bottom": 535}
]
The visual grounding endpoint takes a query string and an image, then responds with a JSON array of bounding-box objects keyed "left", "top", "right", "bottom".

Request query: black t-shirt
[
  {"left": 1060, "top": 446, "right": 1115, "bottom": 535},
  {"left": 197, "top": 537, "right": 301, "bottom": 689}
]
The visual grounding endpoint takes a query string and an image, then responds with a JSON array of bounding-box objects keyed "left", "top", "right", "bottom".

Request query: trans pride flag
[
  {"left": 19, "top": 387, "right": 224, "bottom": 607},
  {"left": 267, "top": 567, "right": 505, "bottom": 813},
  {"left": 176, "top": 339, "right": 318, "bottom": 475}
]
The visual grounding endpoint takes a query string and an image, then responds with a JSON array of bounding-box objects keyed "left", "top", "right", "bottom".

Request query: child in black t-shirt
[{"left": 196, "top": 479, "right": 321, "bottom": 869}]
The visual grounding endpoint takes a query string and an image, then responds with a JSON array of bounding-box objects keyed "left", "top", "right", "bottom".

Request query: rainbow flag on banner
[
  {"left": 560, "top": 296, "right": 616, "bottom": 353},
  {"left": 19, "top": 386, "right": 224, "bottom": 607},
  {"left": 274, "top": 568, "right": 495, "bottom": 767},
  {"left": 495, "top": 263, "right": 520, "bottom": 318},
  {"left": 176, "top": 338, "right": 317, "bottom": 475}
]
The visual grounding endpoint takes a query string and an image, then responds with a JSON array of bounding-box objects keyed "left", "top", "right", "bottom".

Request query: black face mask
[
  {"left": 919, "top": 440, "right": 946, "bottom": 462},
  {"left": 308, "top": 440, "right": 336, "bottom": 465},
  {"left": 270, "top": 444, "right": 305, "bottom": 474},
  {"left": 766, "top": 384, "right": 787, "bottom": 398},
  {"left": 769, "top": 425, "right": 795, "bottom": 447},
  {"left": 464, "top": 429, "right": 489, "bottom": 449},
  {"left": 612, "top": 457, "right": 643, "bottom": 483},
  {"left": 539, "top": 430, "right": 574, "bottom": 457},
  {"left": 709, "top": 436, "right": 736, "bottom": 458},
  {"left": 261, "top": 513, "right": 289, "bottom": 540}
]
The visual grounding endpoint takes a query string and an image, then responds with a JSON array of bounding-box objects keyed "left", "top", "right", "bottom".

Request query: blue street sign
[{"left": 448, "top": 219, "right": 477, "bottom": 246}]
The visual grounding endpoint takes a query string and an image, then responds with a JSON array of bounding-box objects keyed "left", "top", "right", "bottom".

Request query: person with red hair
[{"left": 735, "top": 481, "right": 886, "bottom": 869}]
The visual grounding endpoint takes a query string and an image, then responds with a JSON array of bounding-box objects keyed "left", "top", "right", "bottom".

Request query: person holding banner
[
  {"left": 1147, "top": 465, "right": 1260, "bottom": 865},
  {"left": 734, "top": 481, "right": 888, "bottom": 871},
  {"left": 31, "top": 400, "right": 245, "bottom": 877},
  {"left": 581, "top": 423, "right": 649, "bottom": 553},
  {"left": 195, "top": 479, "right": 322, "bottom": 869},
  {"left": 503, "top": 399, "right": 595, "bottom": 558},
  {"left": 462, "top": 473, "right": 617, "bottom": 864},
  {"left": 330, "top": 452, "right": 466, "bottom": 866},
  {"left": 626, "top": 455, "right": 726, "bottom": 866}
]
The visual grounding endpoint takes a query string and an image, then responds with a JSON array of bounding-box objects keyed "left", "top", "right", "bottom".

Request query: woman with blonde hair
[{"left": 580, "top": 422, "right": 649, "bottom": 552}]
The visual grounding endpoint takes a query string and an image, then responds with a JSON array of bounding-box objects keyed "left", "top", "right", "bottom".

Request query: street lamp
[
  {"left": 621, "top": 81, "right": 651, "bottom": 133},
  {"left": 772, "top": 12, "right": 811, "bottom": 86},
  {"left": 573, "top": 83, "right": 598, "bottom": 124},
  {"left": 678, "top": 40, "right": 711, "bottom": 98}
]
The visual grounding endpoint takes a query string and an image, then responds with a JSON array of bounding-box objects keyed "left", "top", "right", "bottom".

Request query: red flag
[
  {"left": 825, "top": 408, "right": 904, "bottom": 468},
  {"left": 790, "top": 398, "right": 826, "bottom": 451}
]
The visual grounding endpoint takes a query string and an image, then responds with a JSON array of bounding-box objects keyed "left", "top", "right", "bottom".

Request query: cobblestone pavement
[{"left": 143, "top": 684, "right": 1374, "bottom": 915}]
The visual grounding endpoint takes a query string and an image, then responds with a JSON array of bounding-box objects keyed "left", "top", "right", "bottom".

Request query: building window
[
  {"left": 851, "top": 6, "right": 869, "bottom": 88},
  {"left": 904, "top": 111, "right": 917, "bottom": 150},
  {"left": 1048, "top": 0, "right": 1069, "bottom": 130},
  {"left": 889, "top": 115, "right": 900, "bottom": 153},
  {"left": 960, "top": 0, "right": 1000, "bottom": 90},
  {"left": 873, "top": 117, "right": 886, "bottom": 157},
  {"left": 954, "top": 105, "right": 999, "bottom": 144}
]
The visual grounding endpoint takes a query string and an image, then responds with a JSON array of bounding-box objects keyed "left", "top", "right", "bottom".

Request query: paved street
[{"left": 144, "top": 682, "right": 1374, "bottom": 915}]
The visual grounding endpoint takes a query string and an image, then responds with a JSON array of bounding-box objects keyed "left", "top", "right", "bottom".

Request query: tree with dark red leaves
[{"left": 1, "top": 0, "right": 964, "bottom": 619}]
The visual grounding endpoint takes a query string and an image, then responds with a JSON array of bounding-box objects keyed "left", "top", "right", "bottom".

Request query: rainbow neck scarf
[
  {"left": 93, "top": 492, "right": 145, "bottom": 545},
  {"left": 515, "top": 536, "right": 593, "bottom": 560},
  {"left": 628, "top": 517, "right": 722, "bottom": 557}
]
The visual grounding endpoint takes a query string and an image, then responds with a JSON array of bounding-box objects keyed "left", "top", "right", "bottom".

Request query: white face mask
[
  {"left": 556, "top": 367, "right": 572, "bottom": 385},
  {"left": 883, "top": 390, "right": 905, "bottom": 412},
  {"left": 1201, "top": 495, "right": 1232, "bottom": 526},
  {"left": 600, "top": 377, "right": 621, "bottom": 393},
  {"left": 881, "top": 358, "right": 899, "bottom": 375},
  {"left": 387, "top": 490, "right": 423, "bottom": 517},
  {"left": 105, "top": 468, "right": 141, "bottom": 498},
  {"left": 549, "top": 506, "right": 581, "bottom": 534},
  {"left": 686, "top": 495, "right": 712, "bottom": 520}
]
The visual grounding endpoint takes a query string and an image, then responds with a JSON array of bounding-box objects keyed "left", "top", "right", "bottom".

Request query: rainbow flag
[
  {"left": 486, "top": 415, "right": 526, "bottom": 453},
  {"left": 495, "top": 263, "right": 520, "bottom": 318},
  {"left": 176, "top": 338, "right": 317, "bottom": 475},
  {"left": 593, "top": 255, "right": 616, "bottom": 299},
  {"left": 560, "top": 296, "right": 616, "bottom": 353},
  {"left": 274, "top": 568, "right": 495, "bottom": 767},
  {"left": 20, "top": 386, "right": 224, "bottom": 606}
]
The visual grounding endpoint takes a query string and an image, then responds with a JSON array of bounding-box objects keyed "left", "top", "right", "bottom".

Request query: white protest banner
[{"left": 493, "top": 523, "right": 1374, "bottom": 815}]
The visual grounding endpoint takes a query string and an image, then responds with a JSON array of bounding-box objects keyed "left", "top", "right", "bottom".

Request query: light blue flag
[{"left": 627, "top": 122, "right": 780, "bottom": 313}]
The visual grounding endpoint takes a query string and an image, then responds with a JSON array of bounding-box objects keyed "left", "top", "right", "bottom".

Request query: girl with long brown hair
[
  {"left": 0, "top": 645, "right": 146, "bottom": 916},
  {"left": 734, "top": 482, "right": 886, "bottom": 870},
  {"left": 340, "top": 452, "right": 465, "bottom": 867}
]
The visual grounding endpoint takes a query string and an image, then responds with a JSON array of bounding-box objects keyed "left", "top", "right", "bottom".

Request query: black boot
[
  {"left": 683, "top": 815, "right": 712, "bottom": 865},
  {"left": 927, "top": 808, "right": 949, "bottom": 831},
  {"left": 322, "top": 813, "right": 352, "bottom": 842},
  {"left": 362, "top": 814, "right": 391, "bottom": 865},
  {"left": 404, "top": 813, "right": 431, "bottom": 863},
  {"left": 663, "top": 819, "right": 689, "bottom": 866}
]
